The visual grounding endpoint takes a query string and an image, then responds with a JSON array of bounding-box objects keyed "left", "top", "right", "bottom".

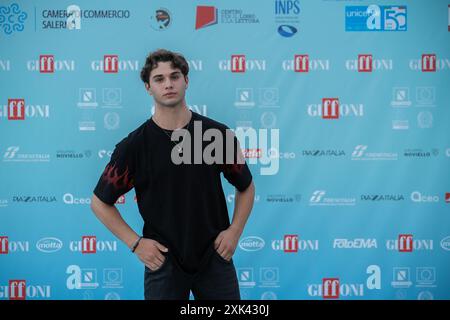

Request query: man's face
[{"left": 145, "top": 61, "right": 188, "bottom": 108}]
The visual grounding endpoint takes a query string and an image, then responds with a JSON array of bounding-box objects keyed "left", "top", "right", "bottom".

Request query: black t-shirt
[{"left": 93, "top": 111, "right": 252, "bottom": 274}]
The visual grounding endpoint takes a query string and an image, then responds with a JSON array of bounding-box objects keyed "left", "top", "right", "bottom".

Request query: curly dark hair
[{"left": 140, "top": 49, "right": 189, "bottom": 85}]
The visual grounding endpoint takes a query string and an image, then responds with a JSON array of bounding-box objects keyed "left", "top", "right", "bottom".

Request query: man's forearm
[
  {"left": 229, "top": 181, "right": 255, "bottom": 236},
  {"left": 90, "top": 194, "right": 139, "bottom": 249}
]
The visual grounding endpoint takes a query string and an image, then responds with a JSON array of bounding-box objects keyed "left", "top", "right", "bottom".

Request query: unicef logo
[
  {"left": 150, "top": 8, "right": 171, "bottom": 31},
  {"left": 239, "top": 236, "right": 265, "bottom": 252},
  {"left": 0, "top": 3, "right": 27, "bottom": 35}
]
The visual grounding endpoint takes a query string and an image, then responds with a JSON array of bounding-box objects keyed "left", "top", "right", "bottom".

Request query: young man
[{"left": 90, "top": 49, "right": 255, "bottom": 300}]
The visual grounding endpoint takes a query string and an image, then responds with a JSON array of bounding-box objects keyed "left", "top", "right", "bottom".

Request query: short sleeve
[
  {"left": 220, "top": 130, "right": 253, "bottom": 192},
  {"left": 93, "top": 138, "right": 136, "bottom": 205}
]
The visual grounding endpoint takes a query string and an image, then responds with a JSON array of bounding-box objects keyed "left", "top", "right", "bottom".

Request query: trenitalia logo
[
  {"left": 36, "top": 237, "right": 63, "bottom": 253},
  {"left": 218, "top": 55, "right": 266, "bottom": 72},
  {"left": 1, "top": 100, "right": 50, "bottom": 120},
  {"left": 69, "top": 236, "right": 117, "bottom": 253},
  {"left": 281, "top": 55, "right": 330, "bottom": 72},
  {"left": 307, "top": 99, "right": 364, "bottom": 119},
  {"left": 351, "top": 145, "right": 398, "bottom": 161},
  {"left": 239, "top": 236, "right": 265, "bottom": 252},
  {"left": 90, "top": 55, "right": 139, "bottom": 72},
  {"left": 409, "top": 54, "right": 450, "bottom": 71},
  {"left": 345, "top": 54, "right": 393, "bottom": 72},
  {"left": 385, "top": 235, "right": 434, "bottom": 252},
  {"left": 0, "top": 280, "right": 51, "bottom": 300},
  {"left": 271, "top": 235, "right": 319, "bottom": 252},
  {"left": 309, "top": 190, "right": 356, "bottom": 206},
  {"left": 26, "top": 55, "right": 75, "bottom": 72},
  {"left": 0, "top": 236, "right": 29, "bottom": 254}
]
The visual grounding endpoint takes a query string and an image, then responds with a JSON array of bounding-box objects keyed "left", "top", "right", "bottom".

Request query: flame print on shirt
[{"left": 101, "top": 162, "right": 134, "bottom": 191}]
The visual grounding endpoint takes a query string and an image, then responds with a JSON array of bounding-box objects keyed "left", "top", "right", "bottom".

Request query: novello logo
[
  {"left": 36, "top": 237, "right": 63, "bottom": 253},
  {"left": 239, "top": 236, "right": 265, "bottom": 252}
]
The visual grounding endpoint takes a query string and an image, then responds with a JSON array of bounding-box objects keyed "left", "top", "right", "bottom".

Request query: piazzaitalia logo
[
  {"left": 360, "top": 194, "right": 405, "bottom": 202},
  {"left": 39, "top": 5, "right": 131, "bottom": 30},
  {"left": 301, "top": 149, "right": 346, "bottom": 157}
]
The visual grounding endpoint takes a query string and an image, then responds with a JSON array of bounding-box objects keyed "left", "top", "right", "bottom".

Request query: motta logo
[
  {"left": 7, "top": 99, "right": 25, "bottom": 120},
  {"left": 90, "top": 55, "right": 139, "bottom": 73},
  {"left": 0, "top": 236, "right": 29, "bottom": 254},
  {"left": 218, "top": 55, "right": 266, "bottom": 72},
  {"left": 26, "top": 55, "right": 75, "bottom": 73},
  {"left": 239, "top": 236, "right": 265, "bottom": 252},
  {"left": 271, "top": 235, "right": 319, "bottom": 252},
  {"left": 69, "top": 236, "right": 117, "bottom": 253},
  {"left": 281, "top": 55, "right": 330, "bottom": 72},
  {"left": 0, "top": 280, "right": 51, "bottom": 300},
  {"left": 36, "top": 237, "right": 63, "bottom": 253}
]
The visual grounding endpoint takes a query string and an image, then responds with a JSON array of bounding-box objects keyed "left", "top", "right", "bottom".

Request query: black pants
[{"left": 144, "top": 250, "right": 241, "bottom": 300}]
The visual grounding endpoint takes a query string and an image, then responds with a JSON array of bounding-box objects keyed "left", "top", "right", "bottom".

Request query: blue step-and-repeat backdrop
[{"left": 1, "top": 0, "right": 449, "bottom": 300}]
